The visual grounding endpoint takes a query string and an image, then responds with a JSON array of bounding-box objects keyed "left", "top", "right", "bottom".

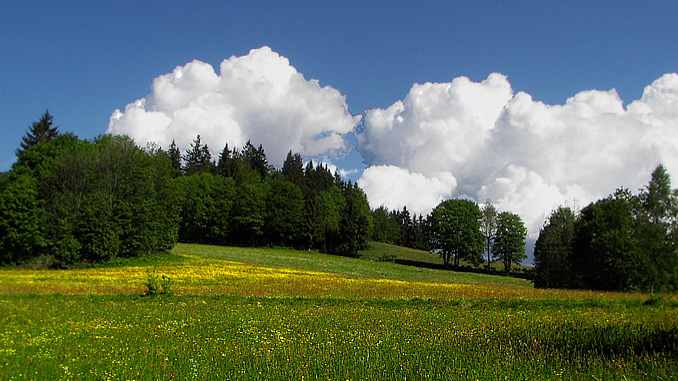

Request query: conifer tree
[
  {"left": 17, "top": 110, "right": 59, "bottom": 157},
  {"left": 167, "top": 139, "right": 182, "bottom": 176},
  {"left": 182, "top": 135, "right": 213, "bottom": 175}
]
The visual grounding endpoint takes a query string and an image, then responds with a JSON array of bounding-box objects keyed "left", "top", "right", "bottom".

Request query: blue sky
[{"left": 2, "top": 1, "right": 678, "bottom": 239}]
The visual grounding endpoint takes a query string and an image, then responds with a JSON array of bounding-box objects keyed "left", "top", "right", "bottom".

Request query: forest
[
  {"left": 1, "top": 111, "right": 677, "bottom": 293},
  {"left": 0, "top": 112, "right": 372, "bottom": 266},
  {"left": 534, "top": 164, "right": 678, "bottom": 293}
]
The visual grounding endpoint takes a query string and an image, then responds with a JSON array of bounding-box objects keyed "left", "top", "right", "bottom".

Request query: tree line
[
  {"left": 371, "top": 199, "right": 528, "bottom": 275},
  {"left": 534, "top": 165, "right": 678, "bottom": 292},
  {"left": 0, "top": 112, "right": 372, "bottom": 266}
]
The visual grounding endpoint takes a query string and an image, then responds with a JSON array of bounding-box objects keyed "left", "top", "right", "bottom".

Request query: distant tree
[
  {"left": 426, "top": 199, "right": 484, "bottom": 268},
  {"left": 411, "top": 214, "right": 427, "bottom": 250},
  {"left": 216, "top": 143, "right": 232, "bottom": 177},
  {"left": 634, "top": 164, "right": 678, "bottom": 291},
  {"left": 17, "top": 110, "right": 59, "bottom": 158},
  {"left": 493, "top": 211, "right": 527, "bottom": 275},
  {"left": 480, "top": 200, "right": 498, "bottom": 269},
  {"left": 572, "top": 189, "right": 638, "bottom": 291},
  {"left": 337, "top": 184, "right": 373, "bottom": 256},
  {"left": 167, "top": 139, "right": 182, "bottom": 177},
  {"left": 231, "top": 181, "right": 268, "bottom": 245},
  {"left": 534, "top": 207, "right": 576, "bottom": 288},
  {"left": 282, "top": 151, "right": 304, "bottom": 187},
  {"left": 183, "top": 135, "right": 213, "bottom": 175},
  {"left": 264, "top": 175, "right": 305, "bottom": 247},
  {"left": 371, "top": 206, "right": 401, "bottom": 244},
  {"left": 313, "top": 186, "right": 345, "bottom": 252},
  {"left": 397, "top": 207, "right": 415, "bottom": 247},
  {"left": 0, "top": 172, "right": 46, "bottom": 264},
  {"left": 176, "top": 173, "right": 235, "bottom": 244},
  {"left": 242, "top": 141, "right": 272, "bottom": 179},
  {"left": 639, "top": 164, "right": 675, "bottom": 225}
]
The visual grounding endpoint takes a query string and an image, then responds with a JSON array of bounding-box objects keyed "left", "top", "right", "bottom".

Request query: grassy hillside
[
  {"left": 360, "top": 241, "right": 533, "bottom": 274},
  {"left": 1, "top": 243, "right": 676, "bottom": 379}
]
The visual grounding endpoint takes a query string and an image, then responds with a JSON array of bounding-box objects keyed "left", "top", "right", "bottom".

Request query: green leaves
[
  {"left": 493, "top": 212, "right": 527, "bottom": 275},
  {"left": 2, "top": 134, "right": 181, "bottom": 265},
  {"left": 426, "top": 199, "right": 484, "bottom": 268}
]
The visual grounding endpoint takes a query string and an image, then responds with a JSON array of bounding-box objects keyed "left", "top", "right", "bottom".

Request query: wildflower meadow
[{"left": 1, "top": 243, "right": 676, "bottom": 379}]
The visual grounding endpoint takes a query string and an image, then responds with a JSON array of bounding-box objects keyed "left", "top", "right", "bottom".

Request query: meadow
[{"left": 0, "top": 243, "right": 676, "bottom": 380}]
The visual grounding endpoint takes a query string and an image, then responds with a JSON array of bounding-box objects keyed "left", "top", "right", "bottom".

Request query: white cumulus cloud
[
  {"left": 356, "top": 73, "right": 678, "bottom": 234},
  {"left": 108, "top": 47, "right": 360, "bottom": 167},
  {"left": 357, "top": 166, "right": 457, "bottom": 216}
]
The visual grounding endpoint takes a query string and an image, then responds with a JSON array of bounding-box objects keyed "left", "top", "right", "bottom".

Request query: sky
[{"left": 2, "top": 1, "right": 678, "bottom": 256}]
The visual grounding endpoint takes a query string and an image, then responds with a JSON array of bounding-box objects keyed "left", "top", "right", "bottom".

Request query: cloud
[
  {"left": 357, "top": 166, "right": 457, "bottom": 216},
  {"left": 356, "top": 73, "right": 678, "bottom": 234},
  {"left": 108, "top": 47, "right": 360, "bottom": 167}
]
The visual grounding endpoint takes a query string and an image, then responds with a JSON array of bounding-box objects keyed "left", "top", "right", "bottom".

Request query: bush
[{"left": 143, "top": 268, "right": 174, "bottom": 296}]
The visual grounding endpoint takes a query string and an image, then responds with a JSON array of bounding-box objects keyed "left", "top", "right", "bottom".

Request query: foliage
[
  {"left": 0, "top": 173, "right": 45, "bottom": 264},
  {"left": 143, "top": 268, "right": 174, "bottom": 296},
  {"left": 182, "top": 135, "right": 213, "bottom": 175},
  {"left": 16, "top": 110, "right": 59, "bottom": 159},
  {"left": 176, "top": 173, "right": 235, "bottom": 244},
  {"left": 425, "top": 199, "right": 484, "bottom": 267},
  {"left": 480, "top": 199, "right": 498, "bottom": 268},
  {"left": 534, "top": 207, "right": 576, "bottom": 288},
  {"left": 264, "top": 176, "right": 304, "bottom": 247},
  {"left": 371, "top": 206, "right": 425, "bottom": 250},
  {"left": 1, "top": 131, "right": 180, "bottom": 265},
  {"left": 538, "top": 165, "right": 678, "bottom": 292},
  {"left": 492, "top": 211, "right": 527, "bottom": 275}
]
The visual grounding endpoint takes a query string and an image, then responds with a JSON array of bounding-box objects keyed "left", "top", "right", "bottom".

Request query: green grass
[
  {"left": 0, "top": 243, "right": 676, "bottom": 380},
  {"left": 360, "top": 241, "right": 533, "bottom": 274}
]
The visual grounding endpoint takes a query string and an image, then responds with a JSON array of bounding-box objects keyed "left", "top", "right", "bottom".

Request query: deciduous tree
[
  {"left": 534, "top": 207, "right": 575, "bottom": 288},
  {"left": 426, "top": 199, "right": 484, "bottom": 268},
  {"left": 493, "top": 211, "right": 527, "bottom": 275}
]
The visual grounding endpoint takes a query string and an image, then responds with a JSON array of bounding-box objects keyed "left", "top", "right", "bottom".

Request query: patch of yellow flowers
[{"left": 0, "top": 253, "right": 661, "bottom": 303}]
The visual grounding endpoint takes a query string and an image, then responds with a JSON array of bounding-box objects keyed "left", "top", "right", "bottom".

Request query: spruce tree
[
  {"left": 17, "top": 110, "right": 59, "bottom": 157},
  {"left": 182, "top": 135, "right": 213, "bottom": 175},
  {"left": 167, "top": 139, "right": 182, "bottom": 176}
]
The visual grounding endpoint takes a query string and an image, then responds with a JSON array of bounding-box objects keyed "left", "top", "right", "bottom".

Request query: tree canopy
[
  {"left": 535, "top": 165, "right": 678, "bottom": 292},
  {"left": 426, "top": 199, "right": 484, "bottom": 268}
]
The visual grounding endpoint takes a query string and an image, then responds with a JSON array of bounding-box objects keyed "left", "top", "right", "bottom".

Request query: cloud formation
[
  {"left": 108, "top": 47, "right": 360, "bottom": 167},
  {"left": 357, "top": 73, "right": 678, "bottom": 234}
]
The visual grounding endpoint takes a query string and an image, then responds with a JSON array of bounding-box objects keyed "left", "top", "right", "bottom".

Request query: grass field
[
  {"left": 358, "top": 241, "right": 533, "bottom": 275},
  {"left": 1, "top": 243, "right": 676, "bottom": 379}
]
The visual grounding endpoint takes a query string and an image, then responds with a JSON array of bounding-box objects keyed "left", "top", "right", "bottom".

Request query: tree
[
  {"left": 371, "top": 206, "right": 401, "bottom": 244},
  {"left": 493, "top": 211, "right": 527, "bottom": 275},
  {"left": 0, "top": 173, "right": 46, "bottom": 264},
  {"left": 571, "top": 190, "right": 638, "bottom": 291},
  {"left": 282, "top": 151, "right": 304, "bottom": 187},
  {"left": 634, "top": 164, "right": 678, "bottom": 291},
  {"left": 17, "top": 110, "right": 59, "bottom": 158},
  {"left": 183, "top": 135, "right": 213, "bottom": 175},
  {"left": 480, "top": 200, "right": 498, "bottom": 269},
  {"left": 534, "top": 207, "right": 575, "bottom": 288},
  {"left": 4, "top": 133, "right": 181, "bottom": 265},
  {"left": 176, "top": 173, "right": 235, "bottom": 244},
  {"left": 242, "top": 141, "right": 271, "bottom": 179},
  {"left": 426, "top": 199, "right": 484, "bottom": 268},
  {"left": 231, "top": 181, "right": 268, "bottom": 245},
  {"left": 264, "top": 176, "right": 305, "bottom": 247},
  {"left": 337, "top": 184, "right": 373, "bottom": 256},
  {"left": 312, "top": 186, "right": 345, "bottom": 253},
  {"left": 167, "top": 139, "right": 182, "bottom": 177}
]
